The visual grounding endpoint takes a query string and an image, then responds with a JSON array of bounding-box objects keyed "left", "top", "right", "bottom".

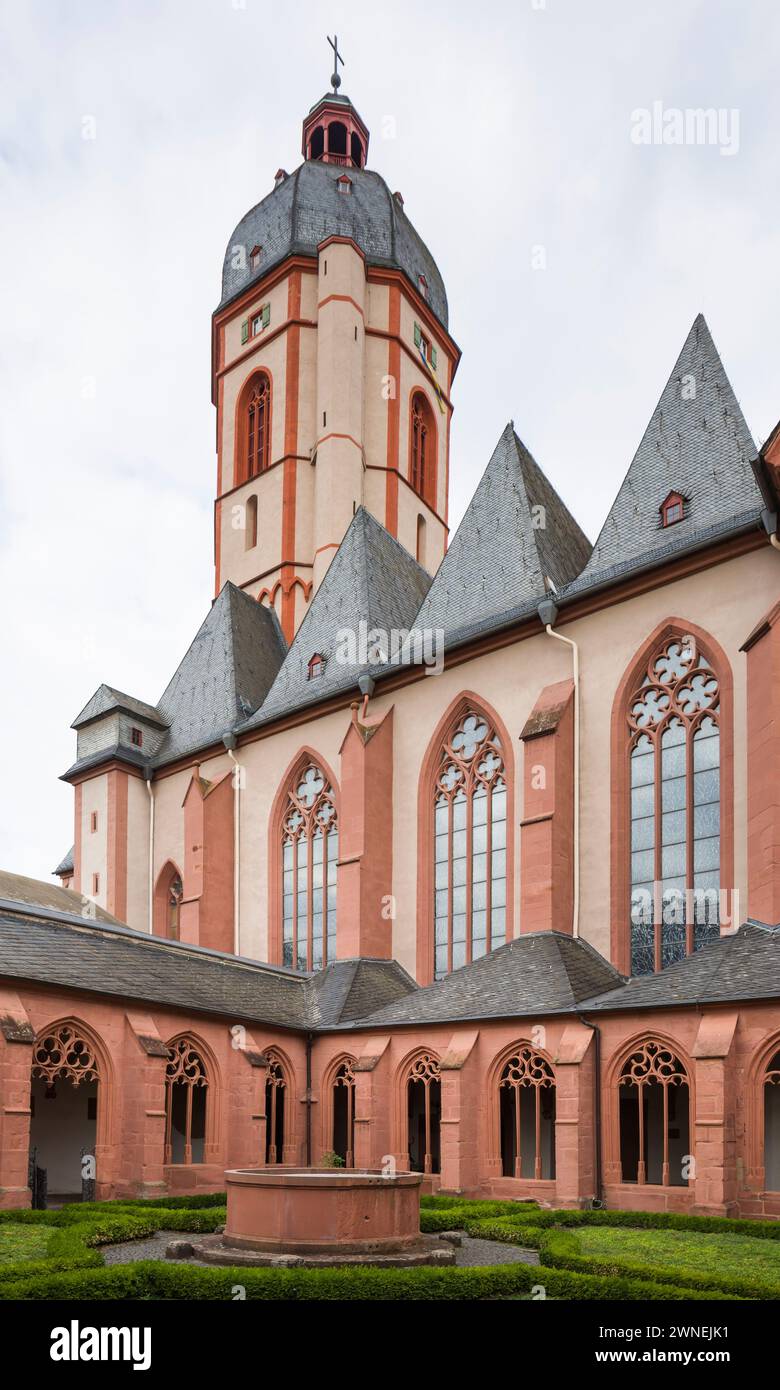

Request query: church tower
[{"left": 211, "top": 43, "right": 460, "bottom": 641}]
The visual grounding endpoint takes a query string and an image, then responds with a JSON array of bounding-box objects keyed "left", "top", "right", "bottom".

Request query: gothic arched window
[
  {"left": 411, "top": 392, "right": 436, "bottom": 506},
  {"left": 282, "top": 763, "right": 338, "bottom": 970},
  {"left": 764, "top": 1050, "right": 780, "bottom": 1191},
  {"left": 406, "top": 1053, "right": 441, "bottom": 1175},
  {"left": 618, "top": 1040, "right": 690, "bottom": 1187},
  {"left": 498, "top": 1046, "right": 556, "bottom": 1179},
  {"left": 165, "top": 1038, "right": 208, "bottom": 1165},
  {"left": 332, "top": 1059, "right": 356, "bottom": 1168},
  {"left": 628, "top": 634, "right": 721, "bottom": 976},
  {"left": 433, "top": 710, "right": 506, "bottom": 979},
  {"left": 265, "top": 1055, "right": 286, "bottom": 1164},
  {"left": 245, "top": 374, "right": 270, "bottom": 480}
]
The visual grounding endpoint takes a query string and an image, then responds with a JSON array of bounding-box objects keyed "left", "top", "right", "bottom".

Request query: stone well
[
  {"left": 224, "top": 1166, "right": 424, "bottom": 1254},
  {"left": 172, "top": 1166, "right": 455, "bottom": 1268}
]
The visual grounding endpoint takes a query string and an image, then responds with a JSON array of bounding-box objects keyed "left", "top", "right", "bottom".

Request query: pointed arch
[
  {"left": 416, "top": 692, "right": 516, "bottom": 984},
  {"left": 486, "top": 1038, "right": 557, "bottom": 1180},
  {"left": 610, "top": 618, "right": 734, "bottom": 975},
  {"left": 267, "top": 748, "right": 341, "bottom": 968},
  {"left": 394, "top": 1046, "right": 442, "bottom": 1175},
  {"left": 321, "top": 1051, "right": 357, "bottom": 1166},
  {"left": 29, "top": 1016, "right": 115, "bottom": 1192},
  {"left": 261, "top": 1045, "right": 297, "bottom": 1164},
  {"left": 153, "top": 860, "right": 184, "bottom": 940},
  {"left": 606, "top": 1033, "right": 693, "bottom": 1189},
  {"left": 745, "top": 1031, "right": 780, "bottom": 1192},
  {"left": 234, "top": 367, "right": 274, "bottom": 487},
  {"left": 408, "top": 388, "right": 437, "bottom": 508},
  {"left": 163, "top": 1031, "right": 220, "bottom": 1165}
]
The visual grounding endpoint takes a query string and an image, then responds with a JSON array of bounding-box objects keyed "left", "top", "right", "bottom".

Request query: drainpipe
[
  {"left": 762, "top": 508, "right": 780, "bottom": 553},
  {"left": 223, "top": 735, "right": 241, "bottom": 958},
  {"left": 145, "top": 767, "right": 154, "bottom": 934},
  {"left": 537, "top": 598, "right": 580, "bottom": 938},
  {"left": 358, "top": 670, "right": 376, "bottom": 725},
  {"left": 578, "top": 1012, "right": 604, "bottom": 1207},
  {"left": 305, "top": 1032, "right": 313, "bottom": 1167}
]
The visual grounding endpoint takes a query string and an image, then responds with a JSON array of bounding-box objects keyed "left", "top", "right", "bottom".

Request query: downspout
[
  {"left": 305, "top": 1032, "right": 313, "bottom": 1167},
  {"left": 223, "top": 735, "right": 241, "bottom": 958},
  {"left": 761, "top": 508, "right": 780, "bottom": 553},
  {"left": 145, "top": 767, "right": 154, "bottom": 934},
  {"left": 537, "top": 598, "right": 580, "bottom": 938}
]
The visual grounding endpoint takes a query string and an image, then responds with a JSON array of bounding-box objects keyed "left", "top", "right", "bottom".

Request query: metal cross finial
[{"left": 327, "top": 33, "right": 344, "bottom": 91}]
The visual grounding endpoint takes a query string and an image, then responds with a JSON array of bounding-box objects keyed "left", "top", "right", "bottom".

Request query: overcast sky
[{"left": 1, "top": 0, "right": 778, "bottom": 880}]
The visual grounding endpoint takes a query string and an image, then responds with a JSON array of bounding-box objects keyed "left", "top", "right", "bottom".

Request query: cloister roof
[
  {"left": 340, "top": 932, "right": 625, "bottom": 1028},
  {"left": 580, "top": 922, "right": 780, "bottom": 1012},
  {"left": 2, "top": 882, "right": 778, "bottom": 1034}
]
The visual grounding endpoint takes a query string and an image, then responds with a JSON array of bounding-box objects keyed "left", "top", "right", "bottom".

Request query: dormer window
[
  {"left": 308, "top": 654, "right": 326, "bottom": 680},
  {"left": 418, "top": 274, "right": 429, "bottom": 301},
  {"left": 661, "top": 491, "right": 686, "bottom": 528},
  {"left": 337, "top": 174, "right": 352, "bottom": 195},
  {"left": 250, "top": 245, "right": 262, "bottom": 271},
  {"left": 131, "top": 727, "right": 143, "bottom": 747}
]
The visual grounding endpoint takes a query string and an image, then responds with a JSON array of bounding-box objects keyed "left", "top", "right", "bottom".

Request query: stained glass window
[
  {"left": 628, "top": 636, "right": 720, "bottom": 975},
  {"left": 433, "top": 710, "right": 507, "bottom": 979},
  {"left": 282, "top": 763, "right": 338, "bottom": 970}
]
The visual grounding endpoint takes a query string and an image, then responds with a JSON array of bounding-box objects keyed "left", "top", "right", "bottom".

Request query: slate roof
[
  {"left": 72, "top": 685, "right": 168, "bottom": 731},
  {"left": 0, "top": 908, "right": 309, "bottom": 1029},
  {"left": 0, "top": 899, "right": 415, "bottom": 1033},
  {"left": 305, "top": 958, "right": 418, "bottom": 1027},
  {"left": 562, "top": 314, "right": 763, "bottom": 597},
  {"left": 65, "top": 318, "right": 766, "bottom": 771},
  {"left": 220, "top": 155, "right": 449, "bottom": 329},
  {"left": 53, "top": 846, "right": 74, "bottom": 877},
  {"left": 0, "top": 870, "right": 122, "bottom": 926},
  {"left": 237, "top": 508, "right": 432, "bottom": 731},
  {"left": 339, "top": 933, "right": 625, "bottom": 1028},
  {"left": 152, "top": 583, "right": 287, "bottom": 765},
  {"left": 581, "top": 922, "right": 780, "bottom": 1012},
  {"left": 408, "top": 424, "right": 591, "bottom": 654}
]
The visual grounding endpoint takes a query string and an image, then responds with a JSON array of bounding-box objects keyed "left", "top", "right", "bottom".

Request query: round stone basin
[{"left": 224, "top": 1167, "right": 423, "bottom": 1254}]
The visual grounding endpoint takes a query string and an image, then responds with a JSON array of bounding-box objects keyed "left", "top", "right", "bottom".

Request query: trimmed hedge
[
  {"left": 540, "top": 1226, "right": 780, "bottom": 1302},
  {"left": 0, "top": 1190, "right": 769, "bottom": 1300},
  {"left": 0, "top": 1256, "right": 738, "bottom": 1302},
  {"left": 421, "top": 1195, "right": 780, "bottom": 1242}
]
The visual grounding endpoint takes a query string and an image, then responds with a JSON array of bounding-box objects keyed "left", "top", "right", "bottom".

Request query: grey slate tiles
[
  {"left": 237, "top": 507, "right": 432, "bottom": 731},
  {"left": 220, "top": 158, "right": 449, "bottom": 329},
  {"left": 563, "top": 314, "right": 763, "bottom": 597},
  {"left": 411, "top": 423, "right": 591, "bottom": 652},
  {"left": 153, "top": 583, "right": 287, "bottom": 764}
]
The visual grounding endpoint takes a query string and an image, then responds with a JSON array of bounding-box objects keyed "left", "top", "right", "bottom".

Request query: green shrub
[
  {"left": 541, "top": 1226, "right": 780, "bottom": 1302},
  {"left": 0, "top": 1257, "right": 738, "bottom": 1302}
]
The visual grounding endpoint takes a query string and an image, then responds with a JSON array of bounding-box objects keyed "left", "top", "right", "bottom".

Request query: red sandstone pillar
[
  {"left": 743, "top": 601, "right": 780, "bottom": 926},
  {"left": 180, "top": 770, "right": 235, "bottom": 953},
  {"left": 0, "top": 999, "right": 34, "bottom": 1209},
  {"left": 337, "top": 707, "right": 394, "bottom": 959},
  {"left": 353, "top": 1037, "right": 392, "bottom": 1170},
  {"left": 519, "top": 680, "right": 575, "bottom": 934},
  {"left": 691, "top": 1012, "right": 738, "bottom": 1216},
  {"left": 439, "top": 1031, "right": 480, "bottom": 1193},
  {"left": 122, "top": 1014, "right": 168, "bottom": 1198},
  {"left": 553, "top": 1022, "right": 596, "bottom": 1205}
]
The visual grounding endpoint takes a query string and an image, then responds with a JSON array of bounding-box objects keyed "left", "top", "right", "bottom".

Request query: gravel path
[{"left": 102, "top": 1231, "right": 539, "bottom": 1269}]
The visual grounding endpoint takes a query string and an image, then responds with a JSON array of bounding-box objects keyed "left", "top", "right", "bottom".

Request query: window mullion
[
  {"left": 653, "top": 731, "right": 663, "bottom": 974},
  {"left": 447, "top": 797, "right": 453, "bottom": 976},
  {"left": 466, "top": 780, "right": 474, "bottom": 965},
  {"left": 685, "top": 724, "right": 694, "bottom": 956}
]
